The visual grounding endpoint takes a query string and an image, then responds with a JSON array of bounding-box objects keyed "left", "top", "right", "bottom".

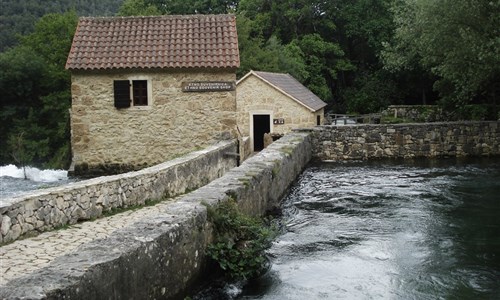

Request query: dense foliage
[
  {"left": 205, "top": 200, "right": 276, "bottom": 280},
  {"left": 1, "top": 0, "right": 498, "bottom": 168},
  {"left": 0, "top": 0, "right": 124, "bottom": 52},
  {"left": 382, "top": 0, "right": 500, "bottom": 119},
  {"left": 0, "top": 11, "right": 78, "bottom": 168}
]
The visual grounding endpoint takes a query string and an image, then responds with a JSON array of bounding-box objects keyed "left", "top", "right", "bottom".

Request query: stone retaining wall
[
  {"left": 0, "top": 132, "right": 312, "bottom": 300},
  {"left": 0, "top": 141, "right": 238, "bottom": 244},
  {"left": 307, "top": 122, "right": 500, "bottom": 161}
]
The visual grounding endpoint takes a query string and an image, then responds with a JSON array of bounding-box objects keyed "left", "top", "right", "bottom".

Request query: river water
[
  {"left": 196, "top": 158, "right": 500, "bottom": 299},
  {"left": 0, "top": 165, "right": 71, "bottom": 201}
]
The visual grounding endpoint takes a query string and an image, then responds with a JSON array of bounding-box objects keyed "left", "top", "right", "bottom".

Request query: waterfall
[{"left": 0, "top": 164, "right": 68, "bottom": 182}]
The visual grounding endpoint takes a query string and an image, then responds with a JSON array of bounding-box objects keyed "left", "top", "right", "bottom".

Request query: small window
[
  {"left": 132, "top": 80, "right": 148, "bottom": 106},
  {"left": 113, "top": 79, "right": 150, "bottom": 109},
  {"left": 317, "top": 115, "right": 321, "bottom": 125}
]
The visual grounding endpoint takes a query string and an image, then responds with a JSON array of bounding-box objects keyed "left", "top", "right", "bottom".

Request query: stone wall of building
[
  {"left": 236, "top": 75, "right": 324, "bottom": 137},
  {"left": 70, "top": 70, "right": 237, "bottom": 176},
  {"left": 0, "top": 141, "right": 237, "bottom": 244},
  {"left": 0, "top": 132, "right": 312, "bottom": 300},
  {"left": 307, "top": 122, "right": 500, "bottom": 161}
]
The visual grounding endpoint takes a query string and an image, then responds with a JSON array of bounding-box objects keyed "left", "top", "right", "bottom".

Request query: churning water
[
  {"left": 196, "top": 158, "right": 500, "bottom": 299},
  {"left": 0, "top": 165, "right": 71, "bottom": 201}
]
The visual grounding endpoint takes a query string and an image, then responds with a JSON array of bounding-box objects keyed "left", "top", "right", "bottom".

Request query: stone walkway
[{"left": 0, "top": 198, "right": 177, "bottom": 287}]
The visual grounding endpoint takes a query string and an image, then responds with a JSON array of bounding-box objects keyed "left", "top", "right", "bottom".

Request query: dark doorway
[{"left": 253, "top": 114, "right": 270, "bottom": 151}]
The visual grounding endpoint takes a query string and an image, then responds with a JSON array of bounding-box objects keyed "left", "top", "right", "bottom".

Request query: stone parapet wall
[
  {"left": 238, "top": 136, "right": 252, "bottom": 162},
  {"left": 0, "top": 132, "right": 312, "bottom": 300},
  {"left": 70, "top": 70, "right": 237, "bottom": 176},
  {"left": 307, "top": 122, "right": 500, "bottom": 161},
  {"left": 0, "top": 141, "right": 237, "bottom": 244}
]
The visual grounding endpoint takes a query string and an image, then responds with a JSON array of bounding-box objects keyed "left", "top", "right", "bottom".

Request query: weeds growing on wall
[{"left": 205, "top": 199, "right": 276, "bottom": 280}]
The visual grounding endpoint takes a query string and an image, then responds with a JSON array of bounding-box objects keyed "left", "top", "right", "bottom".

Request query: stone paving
[{"left": 0, "top": 198, "right": 177, "bottom": 287}]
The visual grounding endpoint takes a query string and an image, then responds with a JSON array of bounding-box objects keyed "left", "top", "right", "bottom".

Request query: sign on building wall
[
  {"left": 273, "top": 118, "right": 285, "bottom": 125},
  {"left": 182, "top": 81, "right": 236, "bottom": 92}
]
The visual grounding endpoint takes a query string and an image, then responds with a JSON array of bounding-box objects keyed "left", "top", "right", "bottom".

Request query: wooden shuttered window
[{"left": 114, "top": 80, "right": 131, "bottom": 108}]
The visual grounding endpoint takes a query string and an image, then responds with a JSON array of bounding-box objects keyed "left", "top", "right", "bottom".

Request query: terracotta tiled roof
[
  {"left": 238, "top": 71, "right": 327, "bottom": 112},
  {"left": 66, "top": 14, "right": 240, "bottom": 70}
]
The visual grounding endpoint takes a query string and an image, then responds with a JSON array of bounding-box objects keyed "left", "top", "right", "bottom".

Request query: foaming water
[
  {"left": 194, "top": 158, "right": 500, "bottom": 299},
  {"left": 0, "top": 164, "right": 68, "bottom": 182},
  {"left": 0, "top": 164, "right": 71, "bottom": 200}
]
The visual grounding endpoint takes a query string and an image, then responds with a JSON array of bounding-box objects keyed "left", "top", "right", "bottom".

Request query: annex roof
[
  {"left": 237, "top": 71, "right": 327, "bottom": 112},
  {"left": 66, "top": 14, "right": 239, "bottom": 70}
]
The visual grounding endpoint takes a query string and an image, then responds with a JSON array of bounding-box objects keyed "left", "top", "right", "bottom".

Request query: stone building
[
  {"left": 65, "top": 15, "right": 240, "bottom": 176},
  {"left": 236, "top": 71, "right": 327, "bottom": 151}
]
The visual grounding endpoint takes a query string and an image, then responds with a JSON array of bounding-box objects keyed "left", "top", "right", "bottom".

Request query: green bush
[
  {"left": 439, "top": 103, "right": 499, "bottom": 121},
  {"left": 458, "top": 105, "right": 488, "bottom": 120},
  {"left": 380, "top": 116, "right": 412, "bottom": 124},
  {"left": 205, "top": 200, "right": 276, "bottom": 280}
]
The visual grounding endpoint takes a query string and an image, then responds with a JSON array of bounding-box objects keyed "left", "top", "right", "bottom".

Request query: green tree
[
  {"left": 0, "top": 0, "right": 124, "bottom": 52},
  {"left": 143, "top": 0, "right": 239, "bottom": 14},
  {"left": 117, "top": 0, "right": 162, "bottom": 16},
  {"left": 236, "top": 16, "right": 308, "bottom": 80},
  {"left": 0, "top": 11, "right": 78, "bottom": 168},
  {"left": 342, "top": 69, "right": 401, "bottom": 114},
  {"left": 21, "top": 11, "right": 78, "bottom": 88},
  {"left": 0, "top": 46, "right": 48, "bottom": 165},
  {"left": 382, "top": 0, "right": 500, "bottom": 112},
  {"left": 237, "top": 0, "right": 352, "bottom": 103},
  {"left": 292, "top": 33, "right": 352, "bottom": 101}
]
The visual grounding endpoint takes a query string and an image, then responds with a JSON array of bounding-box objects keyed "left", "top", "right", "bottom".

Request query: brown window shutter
[{"left": 114, "top": 80, "right": 131, "bottom": 108}]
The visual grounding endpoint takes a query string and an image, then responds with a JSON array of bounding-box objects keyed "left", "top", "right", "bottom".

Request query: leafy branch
[
  {"left": 205, "top": 199, "right": 277, "bottom": 280},
  {"left": 8, "top": 132, "right": 30, "bottom": 179}
]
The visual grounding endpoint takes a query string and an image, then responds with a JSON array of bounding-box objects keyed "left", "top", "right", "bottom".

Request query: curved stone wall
[{"left": 0, "top": 141, "right": 237, "bottom": 244}]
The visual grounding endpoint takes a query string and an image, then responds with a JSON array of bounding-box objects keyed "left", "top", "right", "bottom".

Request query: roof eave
[
  {"left": 66, "top": 65, "right": 240, "bottom": 72},
  {"left": 241, "top": 71, "right": 322, "bottom": 113}
]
